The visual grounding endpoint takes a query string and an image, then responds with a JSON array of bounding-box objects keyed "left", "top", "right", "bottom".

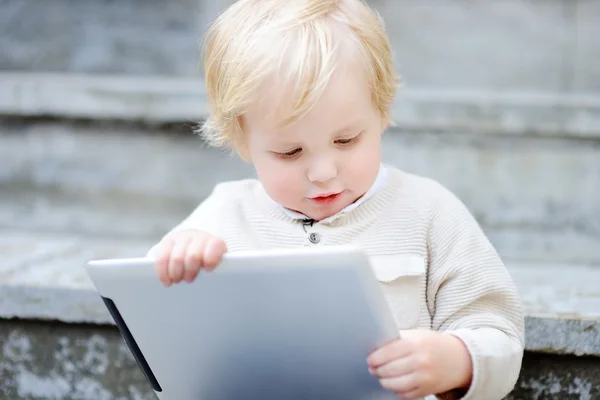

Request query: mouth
[{"left": 309, "top": 191, "right": 344, "bottom": 205}]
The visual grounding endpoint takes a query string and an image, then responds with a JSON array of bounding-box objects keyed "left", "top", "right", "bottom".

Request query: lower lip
[{"left": 309, "top": 192, "right": 343, "bottom": 205}]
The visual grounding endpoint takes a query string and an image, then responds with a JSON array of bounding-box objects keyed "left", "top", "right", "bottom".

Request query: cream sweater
[{"left": 149, "top": 166, "right": 524, "bottom": 400}]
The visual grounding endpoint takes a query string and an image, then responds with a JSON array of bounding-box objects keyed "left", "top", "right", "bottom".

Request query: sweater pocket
[{"left": 370, "top": 255, "right": 427, "bottom": 330}]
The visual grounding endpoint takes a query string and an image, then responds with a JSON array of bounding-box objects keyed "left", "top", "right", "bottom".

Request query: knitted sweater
[{"left": 148, "top": 166, "right": 525, "bottom": 400}]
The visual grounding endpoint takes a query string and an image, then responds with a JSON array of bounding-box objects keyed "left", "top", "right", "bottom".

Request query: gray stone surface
[
  {"left": 0, "top": 319, "right": 598, "bottom": 400},
  {"left": 506, "top": 353, "right": 600, "bottom": 399},
  {"left": 0, "top": 233, "right": 150, "bottom": 291},
  {"left": 0, "top": 0, "right": 208, "bottom": 77},
  {"left": 0, "top": 320, "right": 155, "bottom": 400},
  {"left": 372, "top": 0, "right": 569, "bottom": 92},
  {"left": 0, "top": 285, "right": 112, "bottom": 325},
  {"left": 2, "top": 0, "right": 599, "bottom": 94},
  {"left": 524, "top": 317, "right": 600, "bottom": 357},
  {"left": 509, "top": 263, "right": 600, "bottom": 320},
  {"left": 573, "top": 1, "right": 600, "bottom": 92}
]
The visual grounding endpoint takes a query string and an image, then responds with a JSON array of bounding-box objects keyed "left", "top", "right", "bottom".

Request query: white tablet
[{"left": 85, "top": 245, "right": 399, "bottom": 400}]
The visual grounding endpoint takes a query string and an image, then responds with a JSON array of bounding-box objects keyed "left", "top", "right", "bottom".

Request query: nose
[{"left": 307, "top": 157, "right": 337, "bottom": 184}]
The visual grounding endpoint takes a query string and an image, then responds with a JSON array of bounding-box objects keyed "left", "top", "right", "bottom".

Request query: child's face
[{"left": 242, "top": 61, "right": 387, "bottom": 221}]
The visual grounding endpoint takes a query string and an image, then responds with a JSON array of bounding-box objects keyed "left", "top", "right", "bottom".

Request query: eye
[
  {"left": 274, "top": 148, "right": 302, "bottom": 159},
  {"left": 335, "top": 132, "right": 362, "bottom": 146}
]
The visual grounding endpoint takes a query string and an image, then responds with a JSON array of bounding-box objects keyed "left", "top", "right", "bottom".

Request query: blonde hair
[{"left": 199, "top": 0, "right": 399, "bottom": 153}]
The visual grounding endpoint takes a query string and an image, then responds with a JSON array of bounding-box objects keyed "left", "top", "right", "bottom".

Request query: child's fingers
[
  {"left": 394, "top": 387, "right": 424, "bottom": 400},
  {"left": 203, "top": 238, "right": 227, "bottom": 270},
  {"left": 378, "top": 374, "right": 419, "bottom": 396},
  {"left": 156, "top": 239, "right": 175, "bottom": 286},
  {"left": 182, "top": 236, "right": 208, "bottom": 282},
  {"left": 367, "top": 339, "right": 411, "bottom": 368},
  {"left": 154, "top": 232, "right": 225, "bottom": 286},
  {"left": 373, "top": 357, "right": 414, "bottom": 379},
  {"left": 168, "top": 237, "right": 192, "bottom": 283}
]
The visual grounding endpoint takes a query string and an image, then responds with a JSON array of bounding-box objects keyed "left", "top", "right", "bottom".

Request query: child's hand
[
  {"left": 155, "top": 229, "right": 227, "bottom": 286},
  {"left": 367, "top": 330, "right": 473, "bottom": 399}
]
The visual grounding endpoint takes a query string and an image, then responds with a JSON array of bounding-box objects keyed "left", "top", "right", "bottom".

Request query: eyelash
[
  {"left": 277, "top": 148, "right": 302, "bottom": 159},
  {"left": 335, "top": 134, "right": 361, "bottom": 145},
  {"left": 274, "top": 133, "right": 362, "bottom": 159}
]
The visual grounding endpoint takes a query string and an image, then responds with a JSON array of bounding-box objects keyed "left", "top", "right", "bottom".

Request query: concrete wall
[{"left": 2, "top": 0, "right": 599, "bottom": 93}]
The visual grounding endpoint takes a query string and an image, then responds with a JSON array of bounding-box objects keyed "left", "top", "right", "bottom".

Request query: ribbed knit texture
[{"left": 148, "top": 166, "right": 525, "bottom": 400}]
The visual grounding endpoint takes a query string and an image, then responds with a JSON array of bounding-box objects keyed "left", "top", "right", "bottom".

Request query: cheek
[
  {"left": 343, "top": 139, "right": 381, "bottom": 186},
  {"left": 252, "top": 156, "right": 304, "bottom": 202}
]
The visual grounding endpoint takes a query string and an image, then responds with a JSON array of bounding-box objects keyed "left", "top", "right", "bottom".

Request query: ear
[
  {"left": 237, "top": 147, "right": 252, "bottom": 163},
  {"left": 234, "top": 137, "right": 252, "bottom": 163}
]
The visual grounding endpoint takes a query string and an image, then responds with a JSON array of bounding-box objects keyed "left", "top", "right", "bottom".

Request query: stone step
[
  {"left": 2, "top": 72, "right": 600, "bottom": 138},
  {"left": 0, "top": 230, "right": 599, "bottom": 359},
  {"left": 1, "top": 318, "right": 596, "bottom": 400},
  {"left": 2, "top": 0, "right": 599, "bottom": 94},
  {"left": 1, "top": 230, "right": 599, "bottom": 320},
  {"left": 1, "top": 119, "right": 598, "bottom": 265}
]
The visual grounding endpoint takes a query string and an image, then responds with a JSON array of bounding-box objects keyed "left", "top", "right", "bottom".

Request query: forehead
[{"left": 242, "top": 61, "right": 373, "bottom": 140}]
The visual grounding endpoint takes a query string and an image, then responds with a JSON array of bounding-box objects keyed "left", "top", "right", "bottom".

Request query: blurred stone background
[{"left": 0, "top": 0, "right": 599, "bottom": 399}]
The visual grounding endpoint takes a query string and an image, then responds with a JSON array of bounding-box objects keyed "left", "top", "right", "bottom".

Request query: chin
[{"left": 310, "top": 204, "right": 348, "bottom": 221}]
